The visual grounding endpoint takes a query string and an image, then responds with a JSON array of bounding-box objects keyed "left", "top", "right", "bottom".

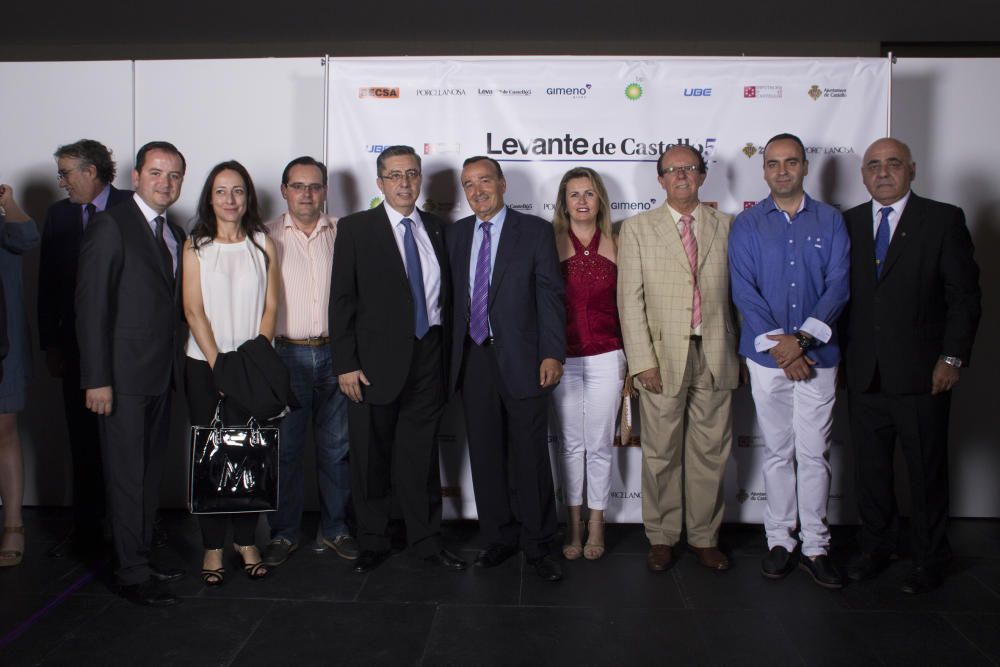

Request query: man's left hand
[
  {"left": 539, "top": 358, "right": 563, "bottom": 388},
  {"left": 767, "top": 333, "right": 804, "bottom": 368},
  {"left": 931, "top": 359, "right": 960, "bottom": 395}
]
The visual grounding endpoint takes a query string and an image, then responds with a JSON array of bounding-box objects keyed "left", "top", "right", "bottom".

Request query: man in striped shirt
[{"left": 263, "top": 157, "right": 357, "bottom": 566}]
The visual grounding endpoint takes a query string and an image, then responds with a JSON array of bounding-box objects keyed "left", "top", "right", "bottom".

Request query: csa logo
[
  {"left": 624, "top": 82, "right": 643, "bottom": 101},
  {"left": 369, "top": 196, "right": 383, "bottom": 209},
  {"left": 742, "top": 142, "right": 758, "bottom": 159},
  {"left": 808, "top": 85, "right": 823, "bottom": 101},
  {"left": 358, "top": 87, "right": 400, "bottom": 99}
]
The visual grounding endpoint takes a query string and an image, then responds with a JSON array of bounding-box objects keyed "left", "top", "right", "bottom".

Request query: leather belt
[{"left": 277, "top": 336, "right": 330, "bottom": 347}]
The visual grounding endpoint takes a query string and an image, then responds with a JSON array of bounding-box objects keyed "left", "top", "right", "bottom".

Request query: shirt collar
[
  {"left": 132, "top": 192, "right": 163, "bottom": 225},
  {"left": 384, "top": 203, "right": 422, "bottom": 228},
  {"left": 665, "top": 202, "right": 701, "bottom": 225},
  {"left": 282, "top": 212, "right": 333, "bottom": 231},
  {"left": 89, "top": 184, "right": 112, "bottom": 212},
  {"left": 477, "top": 205, "right": 507, "bottom": 229},
  {"left": 870, "top": 189, "right": 912, "bottom": 218},
  {"left": 767, "top": 192, "right": 810, "bottom": 217}
]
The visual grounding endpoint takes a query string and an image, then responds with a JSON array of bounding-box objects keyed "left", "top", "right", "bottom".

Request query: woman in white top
[{"left": 182, "top": 161, "right": 279, "bottom": 585}]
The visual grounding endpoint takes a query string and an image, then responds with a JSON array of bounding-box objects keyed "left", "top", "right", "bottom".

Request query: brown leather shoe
[
  {"left": 688, "top": 545, "right": 730, "bottom": 571},
  {"left": 647, "top": 545, "right": 673, "bottom": 572}
]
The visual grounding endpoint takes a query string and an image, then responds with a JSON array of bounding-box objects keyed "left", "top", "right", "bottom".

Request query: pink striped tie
[{"left": 679, "top": 215, "right": 701, "bottom": 329}]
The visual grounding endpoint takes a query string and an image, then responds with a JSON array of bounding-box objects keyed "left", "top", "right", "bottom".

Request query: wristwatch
[
  {"left": 940, "top": 355, "right": 963, "bottom": 368},
  {"left": 793, "top": 331, "right": 813, "bottom": 350}
]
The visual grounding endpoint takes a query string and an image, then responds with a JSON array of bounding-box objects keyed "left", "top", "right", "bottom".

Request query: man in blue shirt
[{"left": 729, "top": 133, "right": 850, "bottom": 589}]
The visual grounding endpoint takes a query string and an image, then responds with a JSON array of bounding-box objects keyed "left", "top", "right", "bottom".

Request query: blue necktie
[
  {"left": 874, "top": 206, "right": 892, "bottom": 279},
  {"left": 401, "top": 218, "right": 429, "bottom": 339},
  {"left": 469, "top": 221, "right": 492, "bottom": 344}
]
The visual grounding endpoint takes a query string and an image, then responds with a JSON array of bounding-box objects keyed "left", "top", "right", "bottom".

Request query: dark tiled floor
[{"left": 1, "top": 509, "right": 998, "bottom": 666}]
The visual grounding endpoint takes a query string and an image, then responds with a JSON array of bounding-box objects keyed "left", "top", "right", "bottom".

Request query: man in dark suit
[
  {"left": 331, "top": 145, "right": 465, "bottom": 574},
  {"left": 76, "top": 141, "right": 188, "bottom": 606},
  {"left": 39, "top": 139, "right": 132, "bottom": 558},
  {"left": 841, "top": 137, "right": 981, "bottom": 594},
  {"left": 447, "top": 156, "right": 566, "bottom": 581}
]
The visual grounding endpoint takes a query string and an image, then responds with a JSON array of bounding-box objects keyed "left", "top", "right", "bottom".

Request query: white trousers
[
  {"left": 746, "top": 359, "right": 837, "bottom": 557},
  {"left": 551, "top": 349, "right": 626, "bottom": 510}
]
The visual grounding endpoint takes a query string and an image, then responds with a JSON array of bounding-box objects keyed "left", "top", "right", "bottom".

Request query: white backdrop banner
[{"left": 326, "top": 56, "right": 891, "bottom": 523}]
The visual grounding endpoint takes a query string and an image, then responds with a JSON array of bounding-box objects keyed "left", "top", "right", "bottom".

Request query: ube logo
[{"left": 683, "top": 87, "right": 712, "bottom": 97}]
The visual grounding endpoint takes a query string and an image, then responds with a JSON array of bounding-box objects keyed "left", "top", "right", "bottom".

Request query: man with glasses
[
  {"left": 729, "top": 133, "right": 850, "bottom": 589},
  {"left": 262, "top": 157, "right": 357, "bottom": 567},
  {"left": 618, "top": 144, "right": 739, "bottom": 573},
  {"left": 39, "top": 139, "right": 133, "bottom": 559},
  {"left": 330, "top": 145, "right": 465, "bottom": 573},
  {"left": 841, "top": 138, "right": 980, "bottom": 594}
]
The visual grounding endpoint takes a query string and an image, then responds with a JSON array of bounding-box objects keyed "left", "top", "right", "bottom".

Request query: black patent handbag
[{"left": 188, "top": 400, "right": 279, "bottom": 514}]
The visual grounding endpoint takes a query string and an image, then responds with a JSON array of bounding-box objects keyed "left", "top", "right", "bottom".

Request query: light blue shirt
[{"left": 467, "top": 206, "right": 508, "bottom": 334}]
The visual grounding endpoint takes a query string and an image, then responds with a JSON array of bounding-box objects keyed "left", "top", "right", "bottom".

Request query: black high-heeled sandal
[
  {"left": 201, "top": 548, "right": 225, "bottom": 586},
  {"left": 234, "top": 544, "right": 269, "bottom": 580}
]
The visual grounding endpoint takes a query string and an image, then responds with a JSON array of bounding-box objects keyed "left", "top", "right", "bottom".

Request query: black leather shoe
[
  {"left": 528, "top": 554, "right": 563, "bottom": 582},
  {"left": 799, "top": 554, "right": 844, "bottom": 589},
  {"left": 474, "top": 543, "right": 519, "bottom": 568},
  {"left": 149, "top": 565, "right": 185, "bottom": 583},
  {"left": 846, "top": 552, "right": 890, "bottom": 582},
  {"left": 761, "top": 546, "right": 796, "bottom": 579},
  {"left": 900, "top": 566, "right": 943, "bottom": 595},
  {"left": 152, "top": 520, "right": 169, "bottom": 549},
  {"left": 353, "top": 550, "right": 390, "bottom": 574},
  {"left": 425, "top": 549, "right": 468, "bottom": 571},
  {"left": 119, "top": 580, "right": 178, "bottom": 607}
]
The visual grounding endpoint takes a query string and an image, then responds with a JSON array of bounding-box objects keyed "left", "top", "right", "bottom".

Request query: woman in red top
[{"left": 551, "top": 167, "right": 625, "bottom": 560}]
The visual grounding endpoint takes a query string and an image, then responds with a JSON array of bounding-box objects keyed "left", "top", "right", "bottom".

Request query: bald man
[{"left": 840, "top": 138, "right": 981, "bottom": 594}]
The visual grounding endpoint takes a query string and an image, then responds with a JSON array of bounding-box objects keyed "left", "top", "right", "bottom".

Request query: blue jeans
[{"left": 271, "top": 341, "right": 351, "bottom": 542}]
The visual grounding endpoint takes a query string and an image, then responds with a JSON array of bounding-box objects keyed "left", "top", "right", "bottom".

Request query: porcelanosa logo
[
  {"left": 546, "top": 83, "right": 592, "bottom": 98},
  {"left": 416, "top": 88, "right": 467, "bottom": 97},
  {"left": 744, "top": 85, "right": 782, "bottom": 98}
]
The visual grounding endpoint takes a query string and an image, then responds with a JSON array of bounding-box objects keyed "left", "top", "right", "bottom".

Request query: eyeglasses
[
  {"left": 660, "top": 165, "right": 700, "bottom": 176},
  {"left": 286, "top": 183, "right": 325, "bottom": 193},
  {"left": 56, "top": 164, "right": 86, "bottom": 180},
  {"left": 379, "top": 169, "right": 421, "bottom": 183}
]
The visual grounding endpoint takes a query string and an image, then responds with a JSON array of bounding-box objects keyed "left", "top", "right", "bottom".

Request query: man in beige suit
[{"left": 618, "top": 144, "right": 739, "bottom": 573}]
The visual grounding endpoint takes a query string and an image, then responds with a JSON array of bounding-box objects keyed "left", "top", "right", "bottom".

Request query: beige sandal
[
  {"left": 562, "top": 521, "right": 584, "bottom": 560},
  {"left": 0, "top": 525, "right": 25, "bottom": 567},
  {"left": 584, "top": 520, "right": 605, "bottom": 560}
]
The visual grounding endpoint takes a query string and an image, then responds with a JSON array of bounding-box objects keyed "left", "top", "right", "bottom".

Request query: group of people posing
[{"left": 0, "top": 132, "right": 980, "bottom": 608}]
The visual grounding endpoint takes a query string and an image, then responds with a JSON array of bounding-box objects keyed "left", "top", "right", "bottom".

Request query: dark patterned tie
[
  {"left": 84, "top": 203, "right": 96, "bottom": 229},
  {"left": 469, "top": 221, "right": 492, "bottom": 344},
  {"left": 401, "top": 218, "right": 429, "bottom": 339},
  {"left": 153, "top": 216, "right": 174, "bottom": 280}
]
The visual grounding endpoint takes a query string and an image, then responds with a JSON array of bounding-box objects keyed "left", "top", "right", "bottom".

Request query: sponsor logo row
[{"left": 358, "top": 83, "right": 849, "bottom": 101}]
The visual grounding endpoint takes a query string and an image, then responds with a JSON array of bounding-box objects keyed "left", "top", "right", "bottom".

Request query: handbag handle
[{"left": 210, "top": 400, "right": 225, "bottom": 430}]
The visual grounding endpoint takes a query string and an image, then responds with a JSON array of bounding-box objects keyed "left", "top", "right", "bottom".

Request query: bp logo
[
  {"left": 369, "top": 196, "right": 383, "bottom": 209},
  {"left": 624, "top": 82, "right": 643, "bottom": 101}
]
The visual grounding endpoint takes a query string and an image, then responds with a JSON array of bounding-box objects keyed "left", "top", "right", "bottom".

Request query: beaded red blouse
[{"left": 561, "top": 228, "right": 623, "bottom": 358}]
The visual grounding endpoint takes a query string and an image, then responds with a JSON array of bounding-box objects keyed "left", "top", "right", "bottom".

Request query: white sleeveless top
[{"left": 186, "top": 232, "right": 268, "bottom": 361}]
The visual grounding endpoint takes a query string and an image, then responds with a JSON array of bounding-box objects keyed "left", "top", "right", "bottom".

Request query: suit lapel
[
  {"left": 375, "top": 205, "right": 409, "bottom": 286},
  {"left": 455, "top": 218, "right": 474, "bottom": 317},
  {"left": 127, "top": 200, "right": 173, "bottom": 289},
  {"left": 880, "top": 194, "right": 922, "bottom": 281},
  {"left": 650, "top": 205, "right": 689, "bottom": 271},
  {"left": 697, "top": 206, "right": 719, "bottom": 271},
  {"left": 489, "top": 208, "right": 519, "bottom": 306},
  {"left": 850, "top": 204, "right": 878, "bottom": 292}
]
